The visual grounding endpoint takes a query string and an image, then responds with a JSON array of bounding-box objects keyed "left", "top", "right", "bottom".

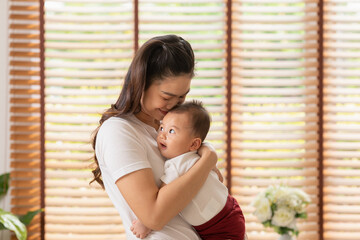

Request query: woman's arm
[{"left": 116, "top": 145, "right": 217, "bottom": 230}]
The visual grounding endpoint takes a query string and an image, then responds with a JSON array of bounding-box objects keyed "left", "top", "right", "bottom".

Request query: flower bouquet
[{"left": 251, "top": 185, "right": 310, "bottom": 237}]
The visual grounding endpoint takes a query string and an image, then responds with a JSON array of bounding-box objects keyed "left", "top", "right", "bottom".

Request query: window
[{"left": 7, "top": 0, "right": 360, "bottom": 239}]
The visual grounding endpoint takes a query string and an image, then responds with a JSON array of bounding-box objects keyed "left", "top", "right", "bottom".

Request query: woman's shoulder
[
  {"left": 98, "top": 115, "right": 140, "bottom": 138},
  {"left": 95, "top": 115, "right": 148, "bottom": 157},
  {"left": 102, "top": 115, "right": 130, "bottom": 126}
]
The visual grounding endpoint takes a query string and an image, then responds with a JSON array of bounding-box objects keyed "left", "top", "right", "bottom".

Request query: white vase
[{"left": 278, "top": 233, "right": 293, "bottom": 240}]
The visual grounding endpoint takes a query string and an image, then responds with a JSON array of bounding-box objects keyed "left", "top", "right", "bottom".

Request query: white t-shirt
[
  {"left": 95, "top": 115, "right": 200, "bottom": 240},
  {"left": 160, "top": 151, "right": 229, "bottom": 226}
]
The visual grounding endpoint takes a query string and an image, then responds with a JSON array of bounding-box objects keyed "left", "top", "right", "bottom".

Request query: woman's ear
[{"left": 190, "top": 138, "right": 202, "bottom": 151}]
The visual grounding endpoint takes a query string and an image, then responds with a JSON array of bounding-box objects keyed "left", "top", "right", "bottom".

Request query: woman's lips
[{"left": 159, "top": 109, "right": 168, "bottom": 116}]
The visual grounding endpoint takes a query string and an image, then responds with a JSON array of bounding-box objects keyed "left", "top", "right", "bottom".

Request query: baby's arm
[{"left": 130, "top": 219, "right": 152, "bottom": 239}]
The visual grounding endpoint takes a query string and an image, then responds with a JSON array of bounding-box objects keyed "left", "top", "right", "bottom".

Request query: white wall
[{"left": 0, "top": 0, "right": 11, "bottom": 239}]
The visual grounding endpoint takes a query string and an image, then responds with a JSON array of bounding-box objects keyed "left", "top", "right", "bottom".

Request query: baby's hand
[{"left": 130, "top": 219, "right": 152, "bottom": 239}]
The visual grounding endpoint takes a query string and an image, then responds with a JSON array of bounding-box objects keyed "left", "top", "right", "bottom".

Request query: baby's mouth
[{"left": 159, "top": 142, "right": 167, "bottom": 149}]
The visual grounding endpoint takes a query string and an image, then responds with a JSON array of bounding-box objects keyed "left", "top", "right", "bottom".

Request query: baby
[{"left": 131, "top": 100, "right": 246, "bottom": 240}]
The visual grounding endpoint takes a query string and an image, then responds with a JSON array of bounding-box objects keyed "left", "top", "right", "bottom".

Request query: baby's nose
[{"left": 159, "top": 132, "right": 166, "bottom": 139}]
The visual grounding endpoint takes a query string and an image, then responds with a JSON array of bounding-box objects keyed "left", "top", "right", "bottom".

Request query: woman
[{"left": 90, "top": 35, "right": 218, "bottom": 239}]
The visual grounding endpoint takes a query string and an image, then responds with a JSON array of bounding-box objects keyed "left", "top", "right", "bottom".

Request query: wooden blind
[
  {"left": 323, "top": 1, "right": 360, "bottom": 239},
  {"left": 8, "top": 0, "right": 360, "bottom": 239},
  {"left": 44, "top": 0, "right": 133, "bottom": 239},
  {"left": 231, "top": 0, "right": 320, "bottom": 239},
  {"left": 8, "top": 0, "right": 42, "bottom": 239},
  {"left": 138, "top": 0, "right": 228, "bottom": 173}
]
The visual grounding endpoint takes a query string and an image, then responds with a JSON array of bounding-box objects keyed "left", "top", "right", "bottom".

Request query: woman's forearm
[
  {"left": 150, "top": 149, "right": 217, "bottom": 229},
  {"left": 116, "top": 148, "right": 217, "bottom": 230}
]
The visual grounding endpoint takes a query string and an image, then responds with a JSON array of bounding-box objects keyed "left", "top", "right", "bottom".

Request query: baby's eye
[
  {"left": 159, "top": 126, "right": 164, "bottom": 132},
  {"left": 169, "top": 129, "right": 175, "bottom": 134}
]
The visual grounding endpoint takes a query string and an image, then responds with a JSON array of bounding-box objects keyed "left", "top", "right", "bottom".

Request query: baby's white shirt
[{"left": 161, "top": 151, "right": 229, "bottom": 226}]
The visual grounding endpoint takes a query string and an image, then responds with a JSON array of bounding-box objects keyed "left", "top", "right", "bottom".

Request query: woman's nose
[{"left": 166, "top": 98, "right": 182, "bottom": 110}]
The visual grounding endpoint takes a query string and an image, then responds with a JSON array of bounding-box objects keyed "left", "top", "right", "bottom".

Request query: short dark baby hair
[{"left": 170, "top": 100, "right": 211, "bottom": 141}]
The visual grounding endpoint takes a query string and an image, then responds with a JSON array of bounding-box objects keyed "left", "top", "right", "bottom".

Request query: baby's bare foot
[{"left": 130, "top": 219, "right": 152, "bottom": 239}]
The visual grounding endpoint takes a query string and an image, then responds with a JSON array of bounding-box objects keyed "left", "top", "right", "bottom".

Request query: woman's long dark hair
[{"left": 90, "top": 35, "right": 195, "bottom": 188}]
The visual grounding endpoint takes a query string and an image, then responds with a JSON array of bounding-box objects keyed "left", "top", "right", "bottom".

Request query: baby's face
[{"left": 157, "top": 112, "right": 196, "bottom": 159}]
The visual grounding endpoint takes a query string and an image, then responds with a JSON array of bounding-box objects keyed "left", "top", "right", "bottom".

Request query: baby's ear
[{"left": 190, "top": 138, "right": 202, "bottom": 151}]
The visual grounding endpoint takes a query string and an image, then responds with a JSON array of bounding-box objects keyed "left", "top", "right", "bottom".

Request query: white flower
[
  {"left": 251, "top": 185, "right": 310, "bottom": 236},
  {"left": 271, "top": 207, "right": 296, "bottom": 227},
  {"left": 252, "top": 197, "right": 272, "bottom": 222},
  {"left": 288, "top": 193, "right": 304, "bottom": 213},
  {"left": 270, "top": 186, "right": 289, "bottom": 203},
  {"left": 293, "top": 188, "right": 311, "bottom": 204}
]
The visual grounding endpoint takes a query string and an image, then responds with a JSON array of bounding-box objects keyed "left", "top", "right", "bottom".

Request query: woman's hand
[
  {"left": 197, "top": 142, "right": 218, "bottom": 168},
  {"left": 198, "top": 142, "right": 222, "bottom": 181},
  {"left": 212, "top": 166, "right": 223, "bottom": 182}
]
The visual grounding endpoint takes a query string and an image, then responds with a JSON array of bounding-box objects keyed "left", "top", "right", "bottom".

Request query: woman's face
[{"left": 139, "top": 74, "right": 192, "bottom": 126}]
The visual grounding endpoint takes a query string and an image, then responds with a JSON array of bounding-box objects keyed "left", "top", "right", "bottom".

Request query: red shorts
[{"left": 193, "top": 195, "right": 245, "bottom": 240}]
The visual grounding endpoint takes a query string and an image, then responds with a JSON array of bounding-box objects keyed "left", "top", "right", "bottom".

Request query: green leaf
[
  {"left": 262, "top": 220, "right": 271, "bottom": 227},
  {"left": 271, "top": 203, "right": 277, "bottom": 212},
  {"left": 0, "top": 209, "right": 27, "bottom": 240},
  {"left": 0, "top": 173, "right": 10, "bottom": 198},
  {"left": 19, "top": 209, "right": 43, "bottom": 226},
  {"left": 296, "top": 212, "right": 308, "bottom": 219},
  {"left": 0, "top": 221, "right": 5, "bottom": 230}
]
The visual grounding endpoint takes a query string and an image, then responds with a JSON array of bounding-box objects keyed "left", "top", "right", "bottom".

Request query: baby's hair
[{"left": 169, "top": 100, "right": 211, "bottom": 141}]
